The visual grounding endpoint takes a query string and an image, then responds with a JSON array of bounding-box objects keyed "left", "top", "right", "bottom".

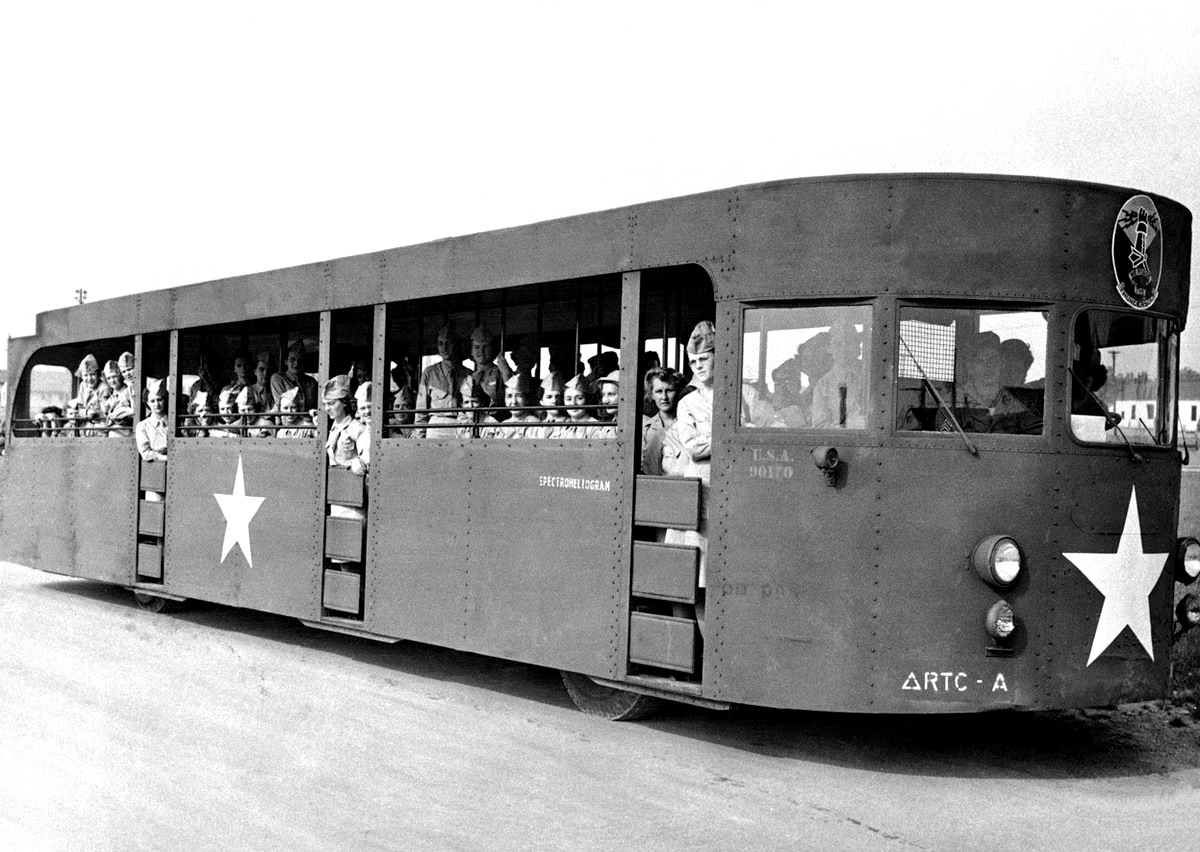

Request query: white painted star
[
  {"left": 1063, "top": 486, "right": 1168, "bottom": 666},
  {"left": 213, "top": 455, "right": 265, "bottom": 568}
]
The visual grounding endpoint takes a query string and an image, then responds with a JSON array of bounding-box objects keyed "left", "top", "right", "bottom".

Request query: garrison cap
[
  {"left": 278, "top": 386, "right": 304, "bottom": 407},
  {"left": 565, "top": 373, "right": 594, "bottom": 395},
  {"left": 235, "top": 385, "right": 256, "bottom": 410},
  {"left": 77, "top": 354, "right": 99, "bottom": 376},
  {"left": 118, "top": 352, "right": 135, "bottom": 370},
  {"left": 323, "top": 375, "right": 354, "bottom": 402},
  {"left": 355, "top": 381, "right": 372, "bottom": 405},
  {"left": 596, "top": 370, "right": 620, "bottom": 387},
  {"left": 504, "top": 372, "right": 534, "bottom": 395},
  {"left": 686, "top": 321, "right": 716, "bottom": 356},
  {"left": 540, "top": 372, "right": 565, "bottom": 395}
]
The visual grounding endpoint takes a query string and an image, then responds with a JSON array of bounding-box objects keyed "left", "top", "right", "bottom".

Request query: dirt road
[{"left": 2, "top": 561, "right": 1198, "bottom": 851}]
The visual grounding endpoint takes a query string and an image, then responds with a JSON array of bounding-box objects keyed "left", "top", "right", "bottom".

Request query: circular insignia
[{"left": 1111, "top": 195, "right": 1162, "bottom": 310}]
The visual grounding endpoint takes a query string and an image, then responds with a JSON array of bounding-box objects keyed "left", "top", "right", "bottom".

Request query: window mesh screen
[{"left": 899, "top": 320, "right": 955, "bottom": 382}]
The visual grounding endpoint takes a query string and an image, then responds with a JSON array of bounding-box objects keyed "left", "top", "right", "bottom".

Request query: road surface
[{"left": 1, "top": 561, "right": 1198, "bottom": 851}]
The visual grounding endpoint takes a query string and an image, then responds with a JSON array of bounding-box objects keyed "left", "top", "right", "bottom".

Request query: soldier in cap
[
  {"left": 810, "top": 320, "right": 868, "bottom": 430},
  {"left": 665, "top": 321, "right": 716, "bottom": 618},
  {"left": 534, "top": 372, "right": 569, "bottom": 438},
  {"left": 454, "top": 373, "right": 488, "bottom": 439},
  {"left": 208, "top": 389, "right": 242, "bottom": 438},
  {"left": 469, "top": 324, "right": 512, "bottom": 408},
  {"left": 188, "top": 389, "right": 217, "bottom": 437},
  {"left": 71, "top": 354, "right": 111, "bottom": 437},
  {"left": 117, "top": 351, "right": 136, "bottom": 388},
  {"left": 270, "top": 340, "right": 319, "bottom": 412},
  {"left": 590, "top": 371, "right": 621, "bottom": 439},
  {"left": 353, "top": 381, "right": 373, "bottom": 464},
  {"left": 277, "top": 387, "right": 315, "bottom": 438},
  {"left": 248, "top": 351, "right": 274, "bottom": 413},
  {"left": 38, "top": 405, "right": 65, "bottom": 438},
  {"left": 324, "top": 375, "right": 367, "bottom": 475},
  {"left": 481, "top": 373, "right": 540, "bottom": 439},
  {"left": 102, "top": 359, "right": 135, "bottom": 437},
  {"left": 223, "top": 349, "right": 253, "bottom": 397},
  {"left": 136, "top": 379, "right": 170, "bottom": 463},
  {"left": 415, "top": 323, "right": 469, "bottom": 437},
  {"left": 642, "top": 367, "right": 685, "bottom": 475},
  {"left": 236, "top": 385, "right": 274, "bottom": 437},
  {"left": 548, "top": 373, "right": 599, "bottom": 439}
]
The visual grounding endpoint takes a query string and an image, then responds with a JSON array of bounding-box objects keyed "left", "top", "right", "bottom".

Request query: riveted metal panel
[
  {"left": 140, "top": 460, "right": 167, "bottom": 493},
  {"left": 324, "top": 516, "right": 364, "bottom": 562},
  {"left": 138, "top": 500, "right": 165, "bottom": 537},
  {"left": 137, "top": 542, "right": 163, "bottom": 579},
  {"left": 633, "top": 476, "right": 700, "bottom": 529},
  {"left": 163, "top": 439, "right": 323, "bottom": 617},
  {"left": 629, "top": 612, "right": 696, "bottom": 672},
  {"left": 0, "top": 439, "right": 136, "bottom": 583},
  {"left": 461, "top": 441, "right": 623, "bottom": 673},
  {"left": 323, "top": 569, "right": 361, "bottom": 614},
  {"left": 326, "top": 466, "right": 365, "bottom": 508},
  {"left": 631, "top": 542, "right": 697, "bottom": 603},
  {"left": 327, "top": 253, "right": 386, "bottom": 310}
]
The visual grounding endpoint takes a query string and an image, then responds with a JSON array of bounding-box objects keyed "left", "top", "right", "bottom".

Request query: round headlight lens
[
  {"left": 1179, "top": 538, "right": 1200, "bottom": 584},
  {"left": 992, "top": 539, "right": 1022, "bottom": 585},
  {"left": 971, "top": 535, "right": 1022, "bottom": 588}
]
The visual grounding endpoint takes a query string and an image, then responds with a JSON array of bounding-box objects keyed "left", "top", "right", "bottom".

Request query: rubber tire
[
  {"left": 133, "top": 591, "right": 181, "bottom": 613},
  {"left": 560, "top": 671, "right": 661, "bottom": 721}
]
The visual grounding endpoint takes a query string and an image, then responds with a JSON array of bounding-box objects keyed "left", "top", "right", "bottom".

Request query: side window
[
  {"left": 1070, "top": 309, "right": 1177, "bottom": 446},
  {"left": 14, "top": 339, "right": 135, "bottom": 439},
  {"left": 383, "top": 276, "right": 622, "bottom": 439},
  {"left": 896, "top": 306, "right": 1046, "bottom": 436},
  {"left": 740, "top": 304, "right": 872, "bottom": 429}
]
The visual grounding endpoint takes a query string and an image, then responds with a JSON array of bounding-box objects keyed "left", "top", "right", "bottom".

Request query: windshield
[
  {"left": 896, "top": 306, "right": 1047, "bottom": 436},
  {"left": 1071, "top": 309, "right": 1178, "bottom": 447}
]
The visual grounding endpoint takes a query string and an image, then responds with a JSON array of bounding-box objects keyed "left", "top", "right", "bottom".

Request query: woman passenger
[
  {"left": 236, "top": 386, "right": 274, "bottom": 437},
  {"left": 353, "top": 381, "right": 373, "bottom": 465},
  {"left": 270, "top": 341, "right": 319, "bottom": 412},
  {"left": 642, "top": 367, "right": 684, "bottom": 475},
  {"left": 664, "top": 321, "right": 715, "bottom": 631},
  {"left": 535, "top": 372, "right": 568, "bottom": 438},
  {"left": 188, "top": 390, "right": 217, "bottom": 437},
  {"left": 247, "top": 351, "right": 274, "bottom": 413},
  {"left": 72, "top": 354, "right": 111, "bottom": 437},
  {"left": 548, "top": 374, "right": 598, "bottom": 439},
  {"left": 481, "top": 373, "right": 540, "bottom": 439},
  {"left": 276, "top": 387, "right": 315, "bottom": 437},
  {"left": 102, "top": 359, "right": 135, "bottom": 437},
  {"left": 325, "top": 376, "right": 368, "bottom": 476},
  {"left": 136, "top": 380, "right": 170, "bottom": 463},
  {"left": 455, "top": 374, "right": 488, "bottom": 439},
  {"left": 118, "top": 351, "right": 136, "bottom": 389},
  {"left": 208, "top": 389, "right": 242, "bottom": 438}
]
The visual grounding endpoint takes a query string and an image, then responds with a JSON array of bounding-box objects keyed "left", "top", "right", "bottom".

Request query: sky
[{"left": 2, "top": 1, "right": 1199, "bottom": 371}]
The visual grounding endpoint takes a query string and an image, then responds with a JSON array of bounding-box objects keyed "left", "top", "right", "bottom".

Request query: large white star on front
[
  {"left": 213, "top": 455, "right": 265, "bottom": 568},
  {"left": 1063, "top": 486, "right": 1167, "bottom": 666}
]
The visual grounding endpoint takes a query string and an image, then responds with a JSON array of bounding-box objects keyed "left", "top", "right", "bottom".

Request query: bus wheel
[
  {"left": 133, "top": 591, "right": 181, "bottom": 613},
  {"left": 560, "top": 671, "right": 661, "bottom": 721}
]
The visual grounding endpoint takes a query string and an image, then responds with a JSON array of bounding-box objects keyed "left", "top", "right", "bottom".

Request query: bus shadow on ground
[{"left": 49, "top": 577, "right": 1200, "bottom": 781}]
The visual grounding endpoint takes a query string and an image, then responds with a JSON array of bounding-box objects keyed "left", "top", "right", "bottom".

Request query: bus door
[{"left": 624, "top": 267, "right": 715, "bottom": 687}]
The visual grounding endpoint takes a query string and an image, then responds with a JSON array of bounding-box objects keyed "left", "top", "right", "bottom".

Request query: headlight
[
  {"left": 971, "top": 535, "right": 1023, "bottom": 588},
  {"left": 1178, "top": 593, "right": 1200, "bottom": 632},
  {"left": 986, "top": 599, "right": 1016, "bottom": 640},
  {"left": 1176, "top": 538, "right": 1200, "bottom": 585}
]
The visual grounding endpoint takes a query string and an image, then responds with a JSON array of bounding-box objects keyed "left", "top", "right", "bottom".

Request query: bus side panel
[
  {"left": 163, "top": 440, "right": 323, "bottom": 617},
  {"left": 367, "top": 441, "right": 471, "bottom": 647},
  {"left": 709, "top": 442, "right": 882, "bottom": 710},
  {"left": 0, "top": 441, "right": 136, "bottom": 585},
  {"left": 464, "top": 443, "right": 621, "bottom": 675}
]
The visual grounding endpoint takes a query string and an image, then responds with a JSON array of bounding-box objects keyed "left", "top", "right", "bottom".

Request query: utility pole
[{"left": 75, "top": 288, "right": 87, "bottom": 305}]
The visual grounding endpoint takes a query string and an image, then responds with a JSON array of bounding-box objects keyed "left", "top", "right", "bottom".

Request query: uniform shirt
[
  {"left": 415, "top": 360, "right": 469, "bottom": 435},
  {"left": 269, "top": 372, "right": 318, "bottom": 412},
  {"left": 642, "top": 412, "right": 677, "bottom": 475},
  {"left": 479, "top": 412, "right": 541, "bottom": 439},
  {"left": 278, "top": 421, "right": 316, "bottom": 439},
  {"left": 103, "top": 384, "right": 135, "bottom": 436},
  {"left": 76, "top": 383, "right": 111, "bottom": 436},
  {"left": 326, "top": 416, "right": 367, "bottom": 469},
  {"left": 547, "top": 417, "right": 598, "bottom": 439},
  {"left": 675, "top": 382, "right": 713, "bottom": 463},
  {"left": 471, "top": 363, "right": 505, "bottom": 408},
  {"left": 136, "top": 415, "right": 168, "bottom": 461}
]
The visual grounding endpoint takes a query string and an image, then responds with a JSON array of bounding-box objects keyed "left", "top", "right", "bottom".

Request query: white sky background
[{"left": 2, "top": 2, "right": 1199, "bottom": 371}]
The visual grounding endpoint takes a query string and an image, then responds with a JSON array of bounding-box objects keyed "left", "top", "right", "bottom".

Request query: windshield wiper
[
  {"left": 900, "top": 335, "right": 977, "bottom": 456},
  {"left": 1070, "top": 366, "right": 1142, "bottom": 463}
]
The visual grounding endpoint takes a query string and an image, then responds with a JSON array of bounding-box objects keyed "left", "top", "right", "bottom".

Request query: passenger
[
  {"left": 508, "top": 336, "right": 537, "bottom": 381},
  {"left": 277, "top": 387, "right": 315, "bottom": 438},
  {"left": 188, "top": 348, "right": 223, "bottom": 412},
  {"left": 325, "top": 375, "right": 367, "bottom": 476},
  {"left": 117, "top": 351, "right": 136, "bottom": 389},
  {"left": 590, "top": 371, "right": 621, "bottom": 439},
  {"left": 236, "top": 386, "right": 274, "bottom": 437},
  {"left": 208, "top": 389, "right": 242, "bottom": 438},
  {"left": 1000, "top": 338, "right": 1034, "bottom": 388},
  {"left": 71, "top": 354, "right": 111, "bottom": 437},
  {"left": 548, "top": 374, "right": 598, "bottom": 439},
  {"left": 347, "top": 351, "right": 371, "bottom": 391},
  {"left": 469, "top": 325, "right": 508, "bottom": 407},
  {"left": 270, "top": 341, "right": 319, "bottom": 412},
  {"left": 415, "top": 323, "right": 469, "bottom": 437},
  {"left": 455, "top": 374, "right": 488, "bottom": 439},
  {"left": 481, "top": 374, "right": 540, "bottom": 439},
  {"left": 810, "top": 322, "right": 867, "bottom": 429},
  {"left": 353, "top": 381, "right": 372, "bottom": 465},
  {"left": 101, "top": 359, "right": 135, "bottom": 437},
  {"left": 664, "top": 321, "right": 715, "bottom": 624},
  {"left": 223, "top": 349, "right": 253, "bottom": 396},
  {"left": 993, "top": 338, "right": 1043, "bottom": 434},
  {"left": 248, "top": 351, "right": 274, "bottom": 413},
  {"left": 188, "top": 390, "right": 217, "bottom": 437},
  {"left": 39, "top": 405, "right": 64, "bottom": 438},
  {"left": 642, "top": 367, "right": 684, "bottom": 475},
  {"left": 535, "top": 372, "right": 569, "bottom": 438},
  {"left": 136, "top": 380, "right": 169, "bottom": 463}
]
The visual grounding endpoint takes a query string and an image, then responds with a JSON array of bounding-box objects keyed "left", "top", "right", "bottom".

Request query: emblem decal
[
  {"left": 1112, "top": 195, "right": 1162, "bottom": 310},
  {"left": 214, "top": 455, "right": 266, "bottom": 567},
  {"left": 1062, "top": 487, "right": 1167, "bottom": 666}
]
